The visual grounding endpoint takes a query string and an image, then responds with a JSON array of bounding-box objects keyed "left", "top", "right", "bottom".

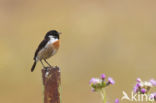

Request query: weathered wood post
[{"left": 42, "top": 66, "right": 61, "bottom": 103}]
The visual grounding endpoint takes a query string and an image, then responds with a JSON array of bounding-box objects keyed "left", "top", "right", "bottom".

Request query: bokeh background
[{"left": 0, "top": 0, "right": 156, "bottom": 103}]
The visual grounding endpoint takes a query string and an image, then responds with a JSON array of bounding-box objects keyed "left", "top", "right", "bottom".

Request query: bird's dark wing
[{"left": 33, "top": 38, "right": 49, "bottom": 60}]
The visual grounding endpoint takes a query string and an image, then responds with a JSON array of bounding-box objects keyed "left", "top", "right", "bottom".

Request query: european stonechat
[{"left": 31, "top": 30, "right": 61, "bottom": 72}]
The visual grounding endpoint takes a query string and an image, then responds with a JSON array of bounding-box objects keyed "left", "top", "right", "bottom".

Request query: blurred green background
[{"left": 0, "top": 0, "right": 156, "bottom": 103}]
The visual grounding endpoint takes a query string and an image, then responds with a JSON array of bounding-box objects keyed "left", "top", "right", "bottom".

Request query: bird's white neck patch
[{"left": 48, "top": 36, "right": 58, "bottom": 44}]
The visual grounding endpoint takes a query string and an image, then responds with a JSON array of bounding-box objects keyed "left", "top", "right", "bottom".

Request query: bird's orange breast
[{"left": 53, "top": 40, "right": 60, "bottom": 49}]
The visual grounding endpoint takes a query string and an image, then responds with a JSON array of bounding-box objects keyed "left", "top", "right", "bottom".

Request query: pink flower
[
  {"left": 150, "top": 92, "right": 156, "bottom": 100},
  {"left": 136, "top": 78, "right": 141, "bottom": 83},
  {"left": 108, "top": 77, "right": 115, "bottom": 85},
  {"left": 89, "top": 78, "right": 101, "bottom": 85},
  {"left": 115, "top": 98, "right": 119, "bottom": 103},
  {"left": 101, "top": 74, "right": 106, "bottom": 80},
  {"left": 150, "top": 79, "right": 156, "bottom": 86},
  {"left": 141, "top": 88, "right": 146, "bottom": 94}
]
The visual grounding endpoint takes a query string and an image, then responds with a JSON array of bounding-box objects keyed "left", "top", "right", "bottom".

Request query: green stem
[
  {"left": 149, "top": 100, "right": 155, "bottom": 103},
  {"left": 100, "top": 89, "right": 106, "bottom": 103},
  {"left": 149, "top": 101, "right": 153, "bottom": 103}
]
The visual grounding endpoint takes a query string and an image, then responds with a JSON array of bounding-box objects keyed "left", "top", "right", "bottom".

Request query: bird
[{"left": 31, "top": 30, "right": 61, "bottom": 72}]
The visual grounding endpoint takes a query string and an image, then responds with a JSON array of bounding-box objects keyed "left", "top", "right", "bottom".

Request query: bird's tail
[{"left": 31, "top": 61, "right": 37, "bottom": 72}]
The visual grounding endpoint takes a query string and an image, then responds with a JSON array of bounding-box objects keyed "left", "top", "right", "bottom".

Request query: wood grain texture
[{"left": 42, "top": 67, "right": 61, "bottom": 103}]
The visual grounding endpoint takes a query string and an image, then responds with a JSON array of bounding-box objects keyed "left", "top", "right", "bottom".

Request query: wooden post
[{"left": 42, "top": 66, "right": 61, "bottom": 103}]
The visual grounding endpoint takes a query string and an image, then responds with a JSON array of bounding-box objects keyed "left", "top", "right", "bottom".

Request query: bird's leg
[
  {"left": 44, "top": 59, "right": 52, "bottom": 67},
  {"left": 40, "top": 60, "right": 46, "bottom": 68}
]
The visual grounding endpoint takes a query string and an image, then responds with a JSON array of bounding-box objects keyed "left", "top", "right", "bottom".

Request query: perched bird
[{"left": 31, "top": 30, "right": 61, "bottom": 72}]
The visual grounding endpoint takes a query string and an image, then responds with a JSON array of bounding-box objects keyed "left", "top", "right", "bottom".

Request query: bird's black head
[{"left": 45, "top": 30, "right": 61, "bottom": 39}]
